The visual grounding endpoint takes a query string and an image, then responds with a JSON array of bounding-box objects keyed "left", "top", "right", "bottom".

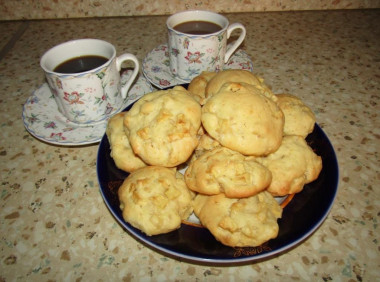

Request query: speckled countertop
[{"left": 1, "top": 10, "right": 379, "bottom": 281}]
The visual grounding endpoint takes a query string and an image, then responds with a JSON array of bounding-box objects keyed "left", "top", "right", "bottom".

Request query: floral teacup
[
  {"left": 167, "top": 10, "right": 246, "bottom": 82},
  {"left": 40, "top": 39, "right": 139, "bottom": 125}
]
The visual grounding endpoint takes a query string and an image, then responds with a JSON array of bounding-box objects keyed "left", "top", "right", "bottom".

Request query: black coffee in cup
[
  {"left": 53, "top": 55, "right": 108, "bottom": 74},
  {"left": 173, "top": 21, "right": 222, "bottom": 35}
]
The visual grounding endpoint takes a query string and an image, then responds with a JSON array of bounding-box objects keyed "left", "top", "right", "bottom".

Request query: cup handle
[
  {"left": 115, "top": 53, "right": 140, "bottom": 99},
  {"left": 224, "top": 23, "right": 246, "bottom": 63}
]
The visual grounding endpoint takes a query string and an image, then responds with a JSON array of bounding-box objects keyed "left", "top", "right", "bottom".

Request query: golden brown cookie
[
  {"left": 193, "top": 132, "right": 221, "bottom": 157},
  {"left": 106, "top": 112, "right": 147, "bottom": 172},
  {"left": 124, "top": 86, "right": 201, "bottom": 167},
  {"left": 204, "top": 69, "right": 271, "bottom": 99},
  {"left": 187, "top": 71, "right": 217, "bottom": 104},
  {"left": 193, "top": 191, "right": 282, "bottom": 247},
  {"left": 118, "top": 166, "right": 194, "bottom": 236},
  {"left": 185, "top": 147, "right": 272, "bottom": 198},
  {"left": 276, "top": 93, "right": 316, "bottom": 138},
  {"left": 256, "top": 135, "right": 322, "bottom": 196},
  {"left": 202, "top": 82, "right": 284, "bottom": 156}
]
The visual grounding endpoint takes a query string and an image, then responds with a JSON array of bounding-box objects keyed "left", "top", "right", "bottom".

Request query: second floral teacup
[
  {"left": 40, "top": 38, "right": 139, "bottom": 125},
  {"left": 167, "top": 10, "right": 246, "bottom": 82}
]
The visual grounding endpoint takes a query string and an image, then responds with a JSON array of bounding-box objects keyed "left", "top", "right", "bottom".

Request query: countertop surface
[{"left": 1, "top": 9, "right": 379, "bottom": 281}]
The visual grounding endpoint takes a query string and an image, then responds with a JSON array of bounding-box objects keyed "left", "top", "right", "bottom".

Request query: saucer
[
  {"left": 22, "top": 71, "right": 154, "bottom": 146},
  {"left": 142, "top": 43, "right": 254, "bottom": 89}
]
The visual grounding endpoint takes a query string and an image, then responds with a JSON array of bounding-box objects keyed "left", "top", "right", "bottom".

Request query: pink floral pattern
[
  {"left": 185, "top": 51, "right": 205, "bottom": 64},
  {"left": 49, "top": 132, "right": 66, "bottom": 141},
  {"left": 158, "top": 78, "right": 170, "bottom": 87},
  {"left": 63, "top": 91, "right": 84, "bottom": 104},
  {"left": 44, "top": 121, "right": 57, "bottom": 129},
  {"left": 95, "top": 94, "right": 107, "bottom": 105}
]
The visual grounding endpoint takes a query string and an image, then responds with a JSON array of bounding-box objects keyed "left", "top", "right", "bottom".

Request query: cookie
[
  {"left": 124, "top": 86, "right": 201, "bottom": 167},
  {"left": 185, "top": 147, "right": 272, "bottom": 198},
  {"left": 276, "top": 93, "right": 316, "bottom": 138},
  {"left": 192, "top": 132, "right": 221, "bottom": 159},
  {"left": 193, "top": 191, "right": 282, "bottom": 247},
  {"left": 201, "top": 82, "right": 284, "bottom": 156},
  {"left": 106, "top": 112, "right": 147, "bottom": 172},
  {"left": 204, "top": 69, "right": 271, "bottom": 99},
  {"left": 256, "top": 135, "right": 322, "bottom": 196},
  {"left": 187, "top": 71, "right": 217, "bottom": 104},
  {"left": 118, "top": 166, "right": 194, "bottom": 236}
]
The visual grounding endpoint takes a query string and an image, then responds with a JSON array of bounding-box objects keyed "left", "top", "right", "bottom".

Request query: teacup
[
  {"left": 40, "top": 38, "right": 139, "bottom": 125},
  {"left": 167, "top": 10, "right": 246, "bottom": 82}
]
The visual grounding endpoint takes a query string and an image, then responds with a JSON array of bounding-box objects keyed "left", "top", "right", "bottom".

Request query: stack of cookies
[{"left": 105, "top": 69, "right": 322, "bottom": 247}]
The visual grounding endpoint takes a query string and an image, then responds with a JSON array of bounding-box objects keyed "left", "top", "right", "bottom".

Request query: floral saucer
[
  {"left": 142, "top": 43, "right": 254, "bottom": 89},
  {"left": 22, "top": 71, "right": 153, "bottom": 146}
]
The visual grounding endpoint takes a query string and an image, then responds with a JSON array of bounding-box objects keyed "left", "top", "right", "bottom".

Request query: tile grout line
[{"left": 0, "top": 21, "right": 29, "bottom": 61}]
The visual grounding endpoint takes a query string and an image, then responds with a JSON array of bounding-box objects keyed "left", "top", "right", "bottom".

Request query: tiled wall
[{"left": 1, "top": 0, "right": 378, "bottom": 20}]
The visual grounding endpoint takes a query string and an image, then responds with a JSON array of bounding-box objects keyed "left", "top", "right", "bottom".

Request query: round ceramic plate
[
  {"left": 97, "top": 103, "right": 339, "bottom": 264},
  {"left": 142, "top": 43, "right": 254, "bottom": 89},
  {"left": 22, "top": 71, "right": 153, "bottom": 146}
]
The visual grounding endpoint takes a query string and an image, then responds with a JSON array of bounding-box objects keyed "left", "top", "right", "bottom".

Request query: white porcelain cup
[
  {"left": 167, "top": 10, "right": 246, "bottom": 82},
  {"left": 40, "top": 39, "right": 139, "bottom": 125}
]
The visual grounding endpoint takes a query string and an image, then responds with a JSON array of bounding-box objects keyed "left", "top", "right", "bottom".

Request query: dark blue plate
[{"left": 96, "top": 103, "right": 339, "bottom": 264}]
